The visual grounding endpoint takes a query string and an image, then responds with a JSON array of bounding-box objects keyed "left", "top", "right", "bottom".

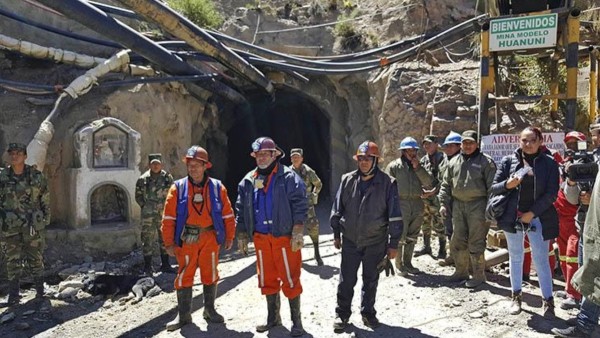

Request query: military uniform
[
  {"left": 0, "top": 143, "right": 50, "bottom": 304},
  {"left": 438, "top": 135, "right": 496, "bottom": 287},
  {"left": 385, "top": 150, "right": 434, "bottom": 275},
  {"left": 417, "top": 147, "right": 446, "bottom": 258},
  {"left": 135, "top": 154, "right": 174, "bottom": 273},
  {"left": 289, "top": 148, "right": 323, "bottom": 265}
]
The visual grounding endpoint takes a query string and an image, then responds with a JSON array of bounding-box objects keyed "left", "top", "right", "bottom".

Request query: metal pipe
[
  {"left": 479, "top": 22, "right": 492, "bottom": 136},
  {"left": 565, "top": 8, "right": 580, "bottom": 131},
  {"left": 34, "top": 0, "right": 247, "bottom": 105},
  {"left": 590, "top": 49, "right": 597, "bottom": 124},
  {"left": 117, "top": 0, "right": 273, "bottom": 93}
]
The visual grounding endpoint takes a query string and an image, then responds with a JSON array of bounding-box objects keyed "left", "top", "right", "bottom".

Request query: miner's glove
[
  {"left": 291, "top": 224, "right": 304, "bottom": 252},
  {"left": 237, "top": 232, "right": 249, "bottom": 256},
  {"left": 377, "top": 257, "right": 395, "bottom": 277}
]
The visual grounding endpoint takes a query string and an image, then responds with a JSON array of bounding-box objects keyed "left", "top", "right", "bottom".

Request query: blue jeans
[
  {"left": 577, "top": 297, "right": 600, "bottom": 334},
  {"left": 504, "top": 218, "right": 553, "bottom": 299}
]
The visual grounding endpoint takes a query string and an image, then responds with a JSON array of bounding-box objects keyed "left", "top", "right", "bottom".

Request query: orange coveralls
[{"left": 162, "top": 179, "right": 235, "bottom": 290}]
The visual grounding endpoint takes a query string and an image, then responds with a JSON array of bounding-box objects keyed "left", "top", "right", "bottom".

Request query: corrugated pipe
[
  {"left": 116, "top": 0, "right": 273, "bottom": 94},
  {"left": 33, "top": 0, "right": 247, "bottom": 105}
]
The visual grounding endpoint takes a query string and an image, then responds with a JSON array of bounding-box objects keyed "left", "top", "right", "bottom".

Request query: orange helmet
[
  {"left": 353, "top": 141, "right": 382, "bottom": 161},
  {"left": 184, "top": 145, "right": 212, "bottom": 168}
]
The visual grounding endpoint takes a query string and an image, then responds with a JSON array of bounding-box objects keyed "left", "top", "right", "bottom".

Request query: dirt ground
[{"left": 0, "top": 204, "right": 597, "bottom": 338}]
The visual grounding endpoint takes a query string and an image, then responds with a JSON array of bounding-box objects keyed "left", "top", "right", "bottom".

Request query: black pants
[{"left": 336, "top": 238, "right": 386, "bottom": 319}]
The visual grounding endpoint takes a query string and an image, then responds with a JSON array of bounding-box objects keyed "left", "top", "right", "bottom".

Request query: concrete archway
[{"left": 225, "top": 88, "right": 331, "bottom": 201}]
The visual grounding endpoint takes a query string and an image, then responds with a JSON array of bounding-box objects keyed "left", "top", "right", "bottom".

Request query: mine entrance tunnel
[{"left": 225, "top": 88, "right": 331, "bottom": 203}]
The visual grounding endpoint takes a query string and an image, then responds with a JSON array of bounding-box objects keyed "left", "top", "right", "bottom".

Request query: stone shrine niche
[
  {"left": 93, "top": 125, "right": 128, "bottom": 168},
  {"left": 68, "top": 117, "right": 141, "bottom": 229}
]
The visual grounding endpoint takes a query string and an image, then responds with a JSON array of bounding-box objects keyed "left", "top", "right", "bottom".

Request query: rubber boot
[
  {"left": 166, "top": 288, "right": 193, "bottom": 331},
  {"left": 289, "top": 295, "right": 305, "bottom": 337},
  {"left": 34, "top": 276, "right": 45, "bottom": 299},
  {"left": 465, "top": 254, "right": 486, "bottom": 288},
  {"left": 413, "top": 235, "right": 432, "bottom": 257},
  {"left": 143, "top": 256, "right": 153, "bottom": 275},
  {"left": 509, "top": 291, "right": 522, "bottom": 315},
  {"left": 160, "top": 254, "right": 177, "bottom": 274},
  {"left": 403, "top": 243, "right": 421, "bottom": 274},
  {"left": 313, "top": 244, "right": 323, "bottom": 266},
  {"left": 437, "top": 237, "right": 447, "bottom": 259},
  {"left": 256, "top": 293, "right": 282, "bottom": 332},
  {"left": 448, "top": 250, "right": 470, "bottom": 282},
  {"left": 202, "top": 284, "right": 224, "bottom": 323},
  {"left": 7, "top": 279, "right": 20, "bottom": 306}
]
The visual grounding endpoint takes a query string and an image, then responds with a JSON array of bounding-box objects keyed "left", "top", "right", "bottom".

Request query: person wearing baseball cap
[
  {"left": 289, "top": 148, "right": 324, "bottom": 266},
  {"left": 1, "top": 141, "right": 49, "bottom": 305},
  {"left": 135, "top": 153, "right": 175, "bottom": 275},
  {"left": 438, "top": 130, "right": 496, "bottom": 288}
]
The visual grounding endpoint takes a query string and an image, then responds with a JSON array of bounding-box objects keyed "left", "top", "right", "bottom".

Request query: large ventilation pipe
[{"left": 34, "top": 0, "right": 247, "bottom": 105}]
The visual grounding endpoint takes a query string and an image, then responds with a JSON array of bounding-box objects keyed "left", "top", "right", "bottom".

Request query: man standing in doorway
[
  {"left": 236, "top": 137, "right": 308, "bottom": 337},
  {"left": 289, "top": 148, "right": 324, "bottom": 266},
  {"left": 135, "top": 153, "right": 175, "bottom": 274},
  {"left": 331, "top": 140, "right": 403, "bottom": 332},
  {"left": 0, "top": 143, "right": 50, "bottom": 305},
  {"left": 162, "top": 146, "right": 236, "bottom": 331}
]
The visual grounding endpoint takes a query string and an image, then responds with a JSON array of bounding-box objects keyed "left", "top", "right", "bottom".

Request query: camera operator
[{"left": 552, "top": 123, "right": 600, "bottom": 337}]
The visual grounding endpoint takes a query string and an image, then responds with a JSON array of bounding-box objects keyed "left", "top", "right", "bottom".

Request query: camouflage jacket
[
  {"left": 135, "top": 170, "right": 174, "bottom": 217},
  {"left": 290, "top": 164, "right": 322, "bottom": 206},
  {"left": 420, "top": 151, "right": 445, "bottom": 188},
  {"left": 0, "top": 165, "right": 50, "bottom": 233}
]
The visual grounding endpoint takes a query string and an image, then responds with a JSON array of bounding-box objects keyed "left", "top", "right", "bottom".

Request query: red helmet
[
  {"left": 564, "top": 131, "right": 586, "bottom": 143},
  {"left": 353, "top": 141, "right": 382, "bottom": 161},
  {"left": 250, "top": 137, "right": 284, "bottom": 158},
  {"left": 184, "top": 145, "right": 212, "bottom": 168}
]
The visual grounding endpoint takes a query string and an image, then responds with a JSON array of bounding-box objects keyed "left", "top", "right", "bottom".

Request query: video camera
[{"left": 566, "top": 140, "right": 598, "bottom": 192}]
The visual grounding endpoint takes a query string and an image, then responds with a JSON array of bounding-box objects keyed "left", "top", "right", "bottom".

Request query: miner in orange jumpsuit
[
  {"left": 236, "top": 137, "right": 308, "bottom": 337},
  {"left": 161, "top": 146, "right": 235, "bottom": 331}
]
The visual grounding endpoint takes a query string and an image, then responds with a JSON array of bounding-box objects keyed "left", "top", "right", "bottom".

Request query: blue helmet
[
  {"left": 443, "top": 131, "right": 462, "bottom": 145},
  {"left": 398, "top": 137, "right": 419, "bottom": 150}
]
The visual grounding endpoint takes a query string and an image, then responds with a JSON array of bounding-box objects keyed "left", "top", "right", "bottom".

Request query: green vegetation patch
[{"left": 167, "top": 0, "right": 223, "bottom": 29}]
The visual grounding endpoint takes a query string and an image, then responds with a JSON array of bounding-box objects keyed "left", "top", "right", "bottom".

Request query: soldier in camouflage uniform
[
  {"left": 289, "top": 148, "right": 324, "bottom": 265},
  {"left": 0, "top": 143, "right": 50, "bottom": 305},
  {"left": 135, "top": 154, "right": 175, "bottom": 274},
  {"left": 415, "top": 135, "right": 447, "bottom": 259}
]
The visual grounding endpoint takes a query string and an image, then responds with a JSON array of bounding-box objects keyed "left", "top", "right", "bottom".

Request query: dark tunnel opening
[{"left": 225, "top": 88, "right": 331, "bottom": 203}]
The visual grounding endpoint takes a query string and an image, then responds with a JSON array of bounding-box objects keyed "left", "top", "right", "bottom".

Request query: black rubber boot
[
  {"left": 203, "top": 284, "right": 224, "bottom": 323},
  {"left": 143, "top": 256, "right": 153, "bottom": 275},
  {"left": 34, "top": 276, "right": 44, "bottom": 299},
  {"left": 413, "top": 235, "right": 432, "bottom": 257},
  {"left": 166, "top": 288, "right": 193, "bottom": 331},
  {"left": 403, "top": 243, "right": 421, "bottom": 274},
  {"left": 289, "top": 295, "right": 305, "bottom": 337},
  {"left": 160, "top": 254, "right": 177, "bottom": 274},
  {"left": 256, "top": 293, "right": 282, "bottom": 332},
  {"left": 314, "top": 244, "right": 323, "bottom": 266},
  {"left": 7, "top": 279, "right": 20, "bottom": 306},
  {"left": 437, "top": 237, "right": 447, "bottom": 259}
]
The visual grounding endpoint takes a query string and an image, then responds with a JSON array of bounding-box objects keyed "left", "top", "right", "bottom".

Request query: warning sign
[
  {"left": 481, "top": 133, "right": 565, "bottom": 163},
  {"left": 489, "top": 13, "right": 558, "bottom": 52}
]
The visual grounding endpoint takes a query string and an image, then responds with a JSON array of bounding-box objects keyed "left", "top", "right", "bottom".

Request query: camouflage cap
[
  {"left": 422, "top": 135, "right": 438, "bottom": 144},
  {"left": 7, "top": 142, "right": 27, "bottom": 154},
  {"left": 290, "top": 148, "right": 303, "bottom": 157},
  {"left": 148, "top": 153, "right": 162, "bottom": 164}
]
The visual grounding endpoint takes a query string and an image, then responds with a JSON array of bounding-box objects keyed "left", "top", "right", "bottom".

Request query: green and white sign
[{"left": 489, "top": 13, "right": 558, "bottom": 51}]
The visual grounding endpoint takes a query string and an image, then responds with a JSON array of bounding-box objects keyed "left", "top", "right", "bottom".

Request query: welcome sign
[{"left": 489, "top": 13, "right": 558, "bottom": 52}]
